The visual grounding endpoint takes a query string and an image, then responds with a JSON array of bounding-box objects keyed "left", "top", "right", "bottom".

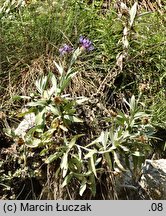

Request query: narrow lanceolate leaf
[
  {"left": 130, "top": 95, "right": 136, "bottom": 112},
  {"left": 104, "top": 152, "right": 113, "bottom": 170},
  {"left": 90, "top": 155, "right": 97, "bottom": 178},
  {"left": 62, "top": 173, "right": 73, "bottom": 187},
  {"left": 134, "top": 112, "right": 148, "bottom": 119},
  {"left": 26, "top": 138, "right": 41, "bottom": 148},
  {"left": 79, "top": 178, "right": 87, "bottom": 196},
  {"left": 45, "top": 152, "right": 63, "bottom": 164},
  {"left": 53, "top": 61, "right": 63, "bottom": 76},
  {"left": 49, "top": 105, "right": 60, "bottom": 116},
  {"left": 103, "top": 130, "right": 109, "bottom": 150},
  {"left": 98, "top": 145, "right": 116, "bottom": 154},
  {"left": 86, "top": 130, "right": 107, "bottom": 148},
  {"left": 68, "top": 134, "right": 84, "bottom": 149},
  {"left": 69, "top": 47, "right": 82, "bottom": 67},
  {"left": 129, "top": 2, "right": 138, "bottom": 27},
  {"left": 49, "top": 73, "right": 57, "bottom": 96},
  {"left": 35, "top": 75, "right": 48, "bottom": 95},
  {"left": 100, "top": 131, "right": 106, "bottom": 149},
  {"left": 85, "top": 136, "right": 101, "bottom": 148},
  {"left": 69, "top": 157, "right": 82, "bottom": 173},
  {"left": 64, "top": 115, "right": 83, "bottom": 123},
  {"left": 119, "top": 145, "right": 129, "bottom": 152},
  {"left": 132, "top": 151, "right": 144, "bottom": 157},
  {"left": 123, "top": 97, "right": 131, "bottom": 108},
  {"left": 27, "top": 99, "right": 47, "bottom": 107},
  {"left": 75, "top": 97, "right": 88, "bottom": 105},
  {"left": 61, "top": 153, "right": 68, "bottom": 178},
  {"left": 35, "top": 109, "right": 45, "bottom": 125},
  {"left": 89, "top": 173, "right": 96, "bottom": 196},
  {"left": 59, "top": 124, "right": 68, "bottom": 132},
  {"left": 84, "top": 149, "right": 97, "bottom": 160},
  {"left": 59, "top": 77, "right": 71, "bottom": 93},
  {"left": 12, "top": 95, "right": 31, "bottom": 101},
  {"left": 113, "top": 151, "right": 126, "bottom": 171}
]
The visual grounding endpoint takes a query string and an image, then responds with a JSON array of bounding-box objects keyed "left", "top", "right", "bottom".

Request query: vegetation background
[{"left": 0, "top": 0, "right": 166, "bottom": 200}]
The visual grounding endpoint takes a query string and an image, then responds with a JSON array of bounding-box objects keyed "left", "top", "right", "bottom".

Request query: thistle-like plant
[
  {"left": 14, "top": 37, "right": 94, "bottom": 143},
  {"left": 12, "top": 37, "right": 95, "bottom": 197}
]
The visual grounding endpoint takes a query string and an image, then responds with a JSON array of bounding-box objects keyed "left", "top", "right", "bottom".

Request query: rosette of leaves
[
  {"left": 13, "top": 45, "right": 87, "bottom": 145},
  {"left": 15, "top": 71, "right": 87, "bottom": 145}
]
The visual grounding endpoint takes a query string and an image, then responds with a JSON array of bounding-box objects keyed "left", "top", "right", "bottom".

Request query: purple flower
[
  {"left": 59, "top": 44, "right": 73, "bottom": 55},
  {"left": 79, "top": 36, "right": 94, "bottom": 51}
]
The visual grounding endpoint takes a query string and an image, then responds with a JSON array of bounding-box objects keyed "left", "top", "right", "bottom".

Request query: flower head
[
  {"left": 59, "top": 44, "right": 73, "bottom": 55},
  {"left": 79, "top": 36, "right": 94, "bottom": 51}
]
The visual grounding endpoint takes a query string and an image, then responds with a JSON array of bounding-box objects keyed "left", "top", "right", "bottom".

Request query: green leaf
[
  {"left": 49, "top": 75, "right": 58, "bottom": 97},
  {"left": 16, "top": 108, "right": 35, "bottom": 118},
  {"left": 101, "top": 130, "right": 109, "bottom": 150},
  {"left": 63, "top": 101, "right": 76, "bottom": 113},
  {"left": 68, "top": 134, "right": 84, "bottom": 149},
  {"left": 69, "top": 47, "right": 82, "bottom": 67},
  {"left": 59, "top": 77, "right": 71, "bottom": 93},
  {"left": 3, "top": 128, "right": 15, "bottom": 138},
  {"left": 26, "top": 138, "right": 41, "bottom": 148},
  {"left": 95, "top": 157, "right": 102, "bottom": 166},
  {"left": 49, "top": 105, "right": 60, "bottom": 116},
  {"left": 144, "top": 125, "right": 155, "bottom": 136},
  {"left": 132, "top": 155, "right": 144, "bottom": 173},
  {"left": 27, "top": 99, "right": 48, "bottom": 107},
  {"left": 123, "top": 98, "right": 131, "bottom": 108},
  {"left": 0, "top": 183, "right": 10, "bottom": 190},
  {"left": 64, "top": 115, "right": 83, "bottom": 123},
  {"left": 130, "top": 95, "right": 136, "bottom": 112},
  {"left": 119, "top": 145, "right": 129, "bottom": 152},
  {"left": 104, "top": 152, "right": 113, "bottom": 170},
  {"left": 90, "top": 155, "right": 97, "bottom": 178},
  {"left": 62, "top": 173, "right": 73, "bottom": 187},
  {"left": 72, "top": 171, "right": 91, "bottom": 178},
  {"left": 134, "top": 112, "right": 148, "bottom": 119},
  {"left": 84, "top": 149, "right": 97, "bottom": 159},
  {"left": 76, "top": 145, "right": 82, "bottom": 160},
  {"left": 69, "top": 157, "right": 82, "bottom": 173},
  {"left": 53, "top": 61, "right": 63, "bottom": 76},
  {"left": 45, "top": 152, "right": 63, "bottom": 164},
  {"left": 86, "top": 130, "right": 107, "bottom": 148},
  {"left": 109, "top": 129, "right": 115, "bottom": 147},
  {"left": 89, "top": 173, "right": 96, "bottom": 197},
  {"left": 12, "top": 95, "right": 31, "bottom": 101},
  {"left": 60, "top": 153, "right": 68, "bottom": 178},
  {"left": 35, "top": 109, "right": 45, "bottom": 125},
  {"left": 98, "top": 146, "right": 116, "bottom": 154},
  {"left": 75, "top": 97, "right": 88, "bottom": 105},
  {"left": 24, "top": 125, "right": 43, "bottom": 138},
  {"left": 116, "top": 111, "right": 128, "bottom": 126},
  {"left": 40, "top": 148, "right": 49, "bottom": 156},
  {"left": 122, "top": 130, "right": 130, "bottom": 139},
  {"left": 35, "top": 75, "right": 48, "bottom": 95},
  {"left": 79, "top": 178, "right": 87, "bottom": 196},
  {"left": 85, "top": 137, "right": 100, "bottom": 148},
  {"left": 59, "top": 124, "right": 68, "bottom": 132},
  {"left": 113, "top": 151, "right": 126, "bottom": 171}
]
